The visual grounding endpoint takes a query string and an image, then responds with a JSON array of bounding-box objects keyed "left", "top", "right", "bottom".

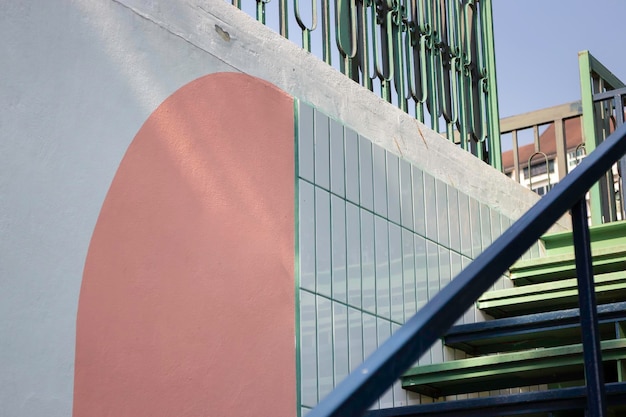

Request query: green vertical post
[
  {"left": 357, "top": 1, "right": 372, "bottom": 91},
  {"left": 293, "top": 99, "right": 302, "bottom": 417},
  {"left": 579, "top": 51, "right": 603, "bottom": 225},
  {"left": 321, "top": 0, "right": 332, "bottom": 64},
  {"left": 618, "top": 321, "right": 626, "bottom": 382},
  {"left": 481, "top": 0, "right": 501, "bottom": 171},
  {"left": 256, "top": 0, "right": 266, "bottom": 24},
  {"left": 579, "top": 51, "right": 626, "bottom": 225},
  {"left": 279, "top": 0, "right": 289, "bottom": 38},
  {"left": 392, "top": 4, "right": 407, "bottom": 113},
  {"left": 335, "top": 0, "right": 356, "bottom": 78}
]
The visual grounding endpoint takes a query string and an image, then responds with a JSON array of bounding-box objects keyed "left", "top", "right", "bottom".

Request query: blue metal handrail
[{"left": 308, "top": 123, "right": 626, "bottom": 417}]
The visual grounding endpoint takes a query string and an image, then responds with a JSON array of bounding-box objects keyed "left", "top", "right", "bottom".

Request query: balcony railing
[
  {"left": 500, "top": 52, "right": 625, "bottom": 226},
  {"left": 580, "top": 51, "right": 626, "bottom": 224},
  {"left": 500, "top": 101, "right": 583, "bottom": 186},
  {"left": 230, "top": 0, "right": 502, "bottom": 169}
]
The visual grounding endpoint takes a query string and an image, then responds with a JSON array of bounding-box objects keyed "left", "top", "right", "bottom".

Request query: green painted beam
[
  {"left": 579, "top": 50, "right": 603, "bottom": 225},
  {"left": 477, "top": 271, "right": 626, "bottom": 318},
  {"left": 510, "top": 244, "right": 626, "bottom": 286},
  {"left": 402, "top": 339, "right": 626, "bottom": 398}
]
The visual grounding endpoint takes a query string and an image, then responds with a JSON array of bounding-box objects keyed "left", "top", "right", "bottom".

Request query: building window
[
  {"left": 568, "top": 148, "right": 586, "bottom": 168},
  {"left": 523, "top": 159, "right": 555, "bottom": 178},
  {"left": 532, "top": 183, "right": 555, "bottom": 197}
]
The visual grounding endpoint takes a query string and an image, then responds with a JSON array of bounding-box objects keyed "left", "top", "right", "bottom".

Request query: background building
[
  {"left": 501, "top": 103, "right": 624, "bottom": 223},
  {"left": 502, "top": 115, "right": 586, "bottom": 196}
]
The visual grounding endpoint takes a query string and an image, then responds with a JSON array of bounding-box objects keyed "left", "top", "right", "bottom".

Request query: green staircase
[{"left": 397, "top": 221, "right": 626, "bottom": 416}]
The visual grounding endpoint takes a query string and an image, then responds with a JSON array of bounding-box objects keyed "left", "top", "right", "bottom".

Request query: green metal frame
[
  {"left": 402, "top": 338, "right": 626, "bottom": 398},
  {"left": 579, "top": 51, "right": 626, "bottom": 225},
  {"left": 541, "top": 219, "right": 626, "bottom": 256},
  {"left": 510, "top": 244, "right": 626, "bottom": 286},
  {"left": 480, "top": 0, "right": 501, "bottom": 170},
  {"left": 232, "top": 0, "right": 502, "bottom": 170},
  {"left": 477, "top": 271, "right": 626, "bottom": 317}
]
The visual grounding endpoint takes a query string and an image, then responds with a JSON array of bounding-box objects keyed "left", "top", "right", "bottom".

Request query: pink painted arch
[{"left": 74, "top": 73, "right": 296, "bottom": 417}]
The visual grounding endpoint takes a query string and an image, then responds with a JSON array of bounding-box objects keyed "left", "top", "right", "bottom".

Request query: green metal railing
[
  {"left": 579, "top": 51, "right": 626, "bottom": 225},
  {"left": 498, "top": 52, "right": 625, "bottom": 226},
  {"left": 230, "top": 0, "right": 502, "bottom": 170}
]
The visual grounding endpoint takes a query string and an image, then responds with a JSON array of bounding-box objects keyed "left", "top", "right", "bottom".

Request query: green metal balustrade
[
  {"left": 230, "top": 0, "right": 502, "bottom": 170},
  {"left": 580, "top": 51, "right": 626, "bottom": 225},
  {"left": 500, "top": 52, "right": 626, "bottom": 226}
]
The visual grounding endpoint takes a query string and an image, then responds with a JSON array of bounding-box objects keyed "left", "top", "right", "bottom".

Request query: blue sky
[{"left": 492, "top": 0, "right": 626, "bottom": 118}]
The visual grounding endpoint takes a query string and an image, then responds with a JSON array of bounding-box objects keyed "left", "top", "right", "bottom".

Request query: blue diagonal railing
[{"left": 308, "top": 122, "right": 626, "bottom": 417}]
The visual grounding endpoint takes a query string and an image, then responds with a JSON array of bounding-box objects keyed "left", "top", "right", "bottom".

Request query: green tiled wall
[{"left": 295, "top": 102, "right": 539, "bottom": 414}]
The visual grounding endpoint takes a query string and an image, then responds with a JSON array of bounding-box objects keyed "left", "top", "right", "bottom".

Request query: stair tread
[
  {"left": 541, "top": 219, "right": 626, "bottom": 256},
  {"left": 477, "top": 270, "right": 626, "bottom": 317},
  {"left": 401, "top": 339, "right": 626, "bottom": 397},
  {"left": 510, "top": 244, "right": 626, "bottom": 285},
  {"left": 445, "top": 301, "right": 626, "bottom": 354},
  {"left": 365, "top": 381, "right": 626, "bottom": 417}
]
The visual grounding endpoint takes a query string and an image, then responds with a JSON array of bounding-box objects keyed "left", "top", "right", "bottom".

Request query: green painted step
[
  {"left": 477, "top": 271, "right": 626, "bottom": 318},
  {"left": 402, "top": 338, "right": 626, "bottom": 398},
  {"left": 510, "top": 244, "right": 626, "bottom": 286},
  {"left": 541, "top": 220, "right": 626, "bottom": 256}
]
